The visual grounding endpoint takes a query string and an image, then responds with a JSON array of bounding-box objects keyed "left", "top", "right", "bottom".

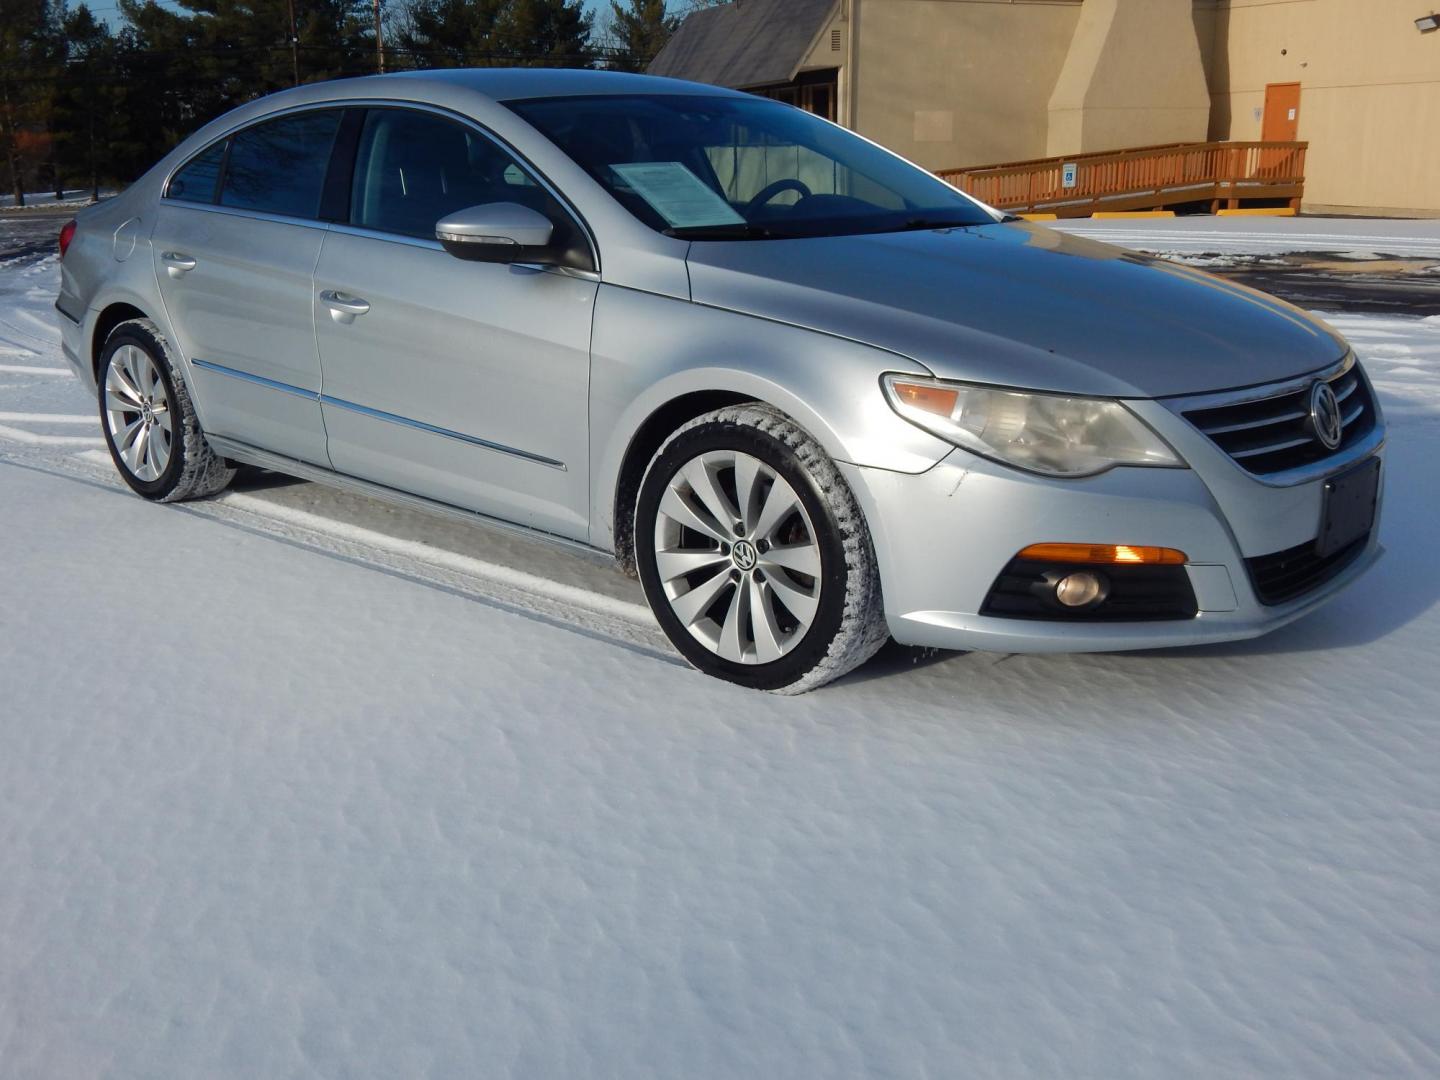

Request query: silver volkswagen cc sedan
[{"left": 55, "top": 69, "right": 1385, "bottom": 692}]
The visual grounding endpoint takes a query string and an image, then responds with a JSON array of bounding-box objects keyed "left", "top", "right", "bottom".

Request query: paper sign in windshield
[{"left": 610, "top": 162, "right": 745, "bottom": 229}]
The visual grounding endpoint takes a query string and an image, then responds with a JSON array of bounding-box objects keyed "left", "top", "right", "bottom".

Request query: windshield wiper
[
  {"left": 894, "top": 217, "right": 982, "bottom": 232},
  {"left": 664, "top": 223, "right": 781, "bottom": 240}
]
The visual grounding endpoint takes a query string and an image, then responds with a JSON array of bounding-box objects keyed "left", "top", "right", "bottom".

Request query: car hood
[{"left": 683, "top": 222, "right": 1348, "bottom": 398}]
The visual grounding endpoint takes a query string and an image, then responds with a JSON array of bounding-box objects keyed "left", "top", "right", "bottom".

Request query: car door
[
  {"left": 313, "top": 107, "right": 596, "bottom": 540},
  {"left": 151, "top": 109, "right": 342, "bottom": 465}
]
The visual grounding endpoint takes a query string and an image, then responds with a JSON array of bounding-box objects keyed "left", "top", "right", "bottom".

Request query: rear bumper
[{"left": 840, "top": 445, "right": 1385, "bottom": 655}]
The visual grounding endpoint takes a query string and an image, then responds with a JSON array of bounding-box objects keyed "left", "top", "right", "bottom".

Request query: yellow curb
[
  {"left": 1090, "top": 210, "right": 1177, "bottom": 219},
  {"left": 1217, "top": 207, "right": 1298, "bottom": 217},
  {"left": 1018, "top": 213, "right": 1058, "bottom": 222}
]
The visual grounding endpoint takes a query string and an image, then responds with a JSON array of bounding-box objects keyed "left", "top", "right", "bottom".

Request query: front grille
[
  {"left": 1245, "top": 533, "right": 1370, "bottom": 605},
  {"left": 982, "top": 559, "right": 1198, "bottom": 621},
  {"left": 1183, "top": 362, "right": 1376, "bottom": 475}
]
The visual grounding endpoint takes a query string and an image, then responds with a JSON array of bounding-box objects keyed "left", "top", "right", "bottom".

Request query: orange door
[{"left": 1262, "top": 82, "right": 1301, "bottom": 141}]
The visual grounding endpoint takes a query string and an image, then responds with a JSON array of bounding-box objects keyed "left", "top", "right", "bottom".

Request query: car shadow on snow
[{"left": 228, "top": 465, "right": 308, "bottom": 492}]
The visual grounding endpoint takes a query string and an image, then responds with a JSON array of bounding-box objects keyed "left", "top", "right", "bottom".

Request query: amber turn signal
[
  {"left": 889, "top": 381, "right": 958, "bottom": 417},
  {"left": 1017, "top": 543, "right": 1187, "bottom": 565}
]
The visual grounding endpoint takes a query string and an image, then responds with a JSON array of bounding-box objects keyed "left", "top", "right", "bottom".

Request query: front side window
[
  {"left": 350, "top": 109, "right": 551, "bottom": 240},
  {"left": 508, "top": 94, "right": 995, "bottom": 240},
  {"left": 166, "top": 140, "right": 226, "bottom": 203},
  {"left": 219, "top": 110, "right": 341, "bottom": 220}
]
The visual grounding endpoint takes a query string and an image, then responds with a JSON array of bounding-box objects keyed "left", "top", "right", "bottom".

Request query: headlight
[{"left": 882, "top": 374, "right": 1182, "bottom": 478}]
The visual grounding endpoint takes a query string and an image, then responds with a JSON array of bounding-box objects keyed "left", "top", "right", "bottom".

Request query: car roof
[{"left": 376, "top": 67, "right": 745, "bottom": 103}]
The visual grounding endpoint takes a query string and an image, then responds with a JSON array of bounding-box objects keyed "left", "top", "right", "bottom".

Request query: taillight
[{"left": 58, "top": 219, "right": 77, "bottom": 260}]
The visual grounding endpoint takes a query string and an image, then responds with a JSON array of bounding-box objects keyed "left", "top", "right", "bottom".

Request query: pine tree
[
  {"left": 393, "top": 0, "right": 507, "bottom": 67},
  {"left": 603, "top": 0, "right": 678, "bottom": 73},
  {"left": 493, "top": 0, "right": 591, "bottom": 67},
  {"left": 111, "top": 0, "right": 374, "bottom": 172},
  {"left": 0, "top": 0, "right": 56, "bottom": 204},
  {"left": 50, "top": 5, "right": 113, "bottom": 198}
]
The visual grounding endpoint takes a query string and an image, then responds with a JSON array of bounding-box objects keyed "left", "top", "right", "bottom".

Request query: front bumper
[{"left": 840, "top": 440, "right": 1385, "bottom": 654}]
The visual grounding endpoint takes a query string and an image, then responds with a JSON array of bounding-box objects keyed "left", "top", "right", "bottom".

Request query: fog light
[{"left": 1054, "top": 571, "right": 1107, "bottom": 608}]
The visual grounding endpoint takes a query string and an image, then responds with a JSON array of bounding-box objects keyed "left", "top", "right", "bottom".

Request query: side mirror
[{"left": 435, "top": 203, "right": 555, "bottom": 264}]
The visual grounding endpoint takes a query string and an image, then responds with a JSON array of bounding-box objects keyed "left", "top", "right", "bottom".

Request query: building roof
[{"left": 648, "top": 0, "right": 838, "bottom": 90}]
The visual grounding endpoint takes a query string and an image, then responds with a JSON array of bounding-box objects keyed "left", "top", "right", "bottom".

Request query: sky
[{"left": 92, "top": 0, "right": 614, "bottom": 30}]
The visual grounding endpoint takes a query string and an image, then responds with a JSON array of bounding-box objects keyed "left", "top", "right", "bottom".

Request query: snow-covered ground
[
  {"left": 1056, "top": 213, "right": 1440, "bottom": 258},
  {"left": 2, "top": 231, "right": 1439, "bottom": 1077},
  {"left": 0, "top": 189, "right": 108, "bottom": 211}
]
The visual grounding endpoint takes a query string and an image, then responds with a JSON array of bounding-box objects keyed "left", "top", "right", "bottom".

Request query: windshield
[{"left": 507, "top": 94, "right": 996, "bottom": 240}]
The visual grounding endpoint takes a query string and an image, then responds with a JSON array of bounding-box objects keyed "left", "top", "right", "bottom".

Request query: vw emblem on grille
[
  {"left": 1309, "top": 381, "right": 1343, "bottom": 450},
  {"left": 731, "top": 540, "right": 758, "bottom": 571}
]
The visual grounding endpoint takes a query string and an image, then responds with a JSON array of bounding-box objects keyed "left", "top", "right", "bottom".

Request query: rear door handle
[
  {"left": 161, "top": 251, "right": 196, "bottom": 277},
  {"left": 319, "top": 289, "right": 371, "bottom": 323}
]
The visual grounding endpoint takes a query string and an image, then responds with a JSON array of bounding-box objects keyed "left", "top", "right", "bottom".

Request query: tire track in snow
[
  {"left": 0, "top": 422, "right": 102, "bottom": 446},
  {"left": 21, "top": 447, "right": 678, "bottom": 663},
  {"left": 0, "top": 364, "right": 70, "bottom": 376}
]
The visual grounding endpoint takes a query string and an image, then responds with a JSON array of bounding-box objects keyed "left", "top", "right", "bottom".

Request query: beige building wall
[
  {"left": 849, "top": 0, "right": 1084, "bottom": 171},
  {"left": 1046, "top": 0, "right": 1211, "bottom": 155},
  {"left": 1198, "top": 0, "right": 1440, "bottom": 213}
]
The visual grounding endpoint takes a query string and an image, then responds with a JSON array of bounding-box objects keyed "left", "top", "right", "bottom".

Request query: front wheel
[{"left": 635, "top": 404, "right": 888, "bottom": 693}]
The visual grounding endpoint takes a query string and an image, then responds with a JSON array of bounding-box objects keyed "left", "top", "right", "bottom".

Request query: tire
[
  {"left": 635, "top": 404, "right": 889, "bottom": 693},
  {"left": 98, "top": 318, "right": 235, "bottom": 502}
]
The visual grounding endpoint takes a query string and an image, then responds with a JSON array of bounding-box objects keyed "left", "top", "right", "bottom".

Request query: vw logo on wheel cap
[
  {"left": 731, "top": 540, "right": 759, "bottom": 571},
  {"left": 1309, "top": 380, "right": 1343, "bottom": 450}
]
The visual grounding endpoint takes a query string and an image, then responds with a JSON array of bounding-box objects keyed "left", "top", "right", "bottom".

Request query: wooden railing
[{"left": 936, "top": 141, "right": 1307, "bottom": 217}]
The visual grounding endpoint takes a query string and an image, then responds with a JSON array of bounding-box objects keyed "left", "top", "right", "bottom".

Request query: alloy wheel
[
  {"left": 104, "top": 344, "right": 173, "bottom": 482},
  {"left": 653, "top": 449, "right": 823, "bottom": 664}
]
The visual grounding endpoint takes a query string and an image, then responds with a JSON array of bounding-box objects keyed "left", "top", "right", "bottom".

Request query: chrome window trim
[
  {"left": 190, "top": 357, "right": 565, "bottom": 470},
  {"left": 158, "top": 201, "right": 331, "bottom": 233},
  {"left": 324, "top": 225, "right": 601, "bottom": 282},
  {"left": 161, "top": 98, "right": 601, "bottom": 272},
  {"left": 326, "top": 222, "right": 446, "bottom": 251}
]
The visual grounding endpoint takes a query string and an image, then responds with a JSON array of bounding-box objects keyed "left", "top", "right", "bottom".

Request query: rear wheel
[
  {"left": 98, "top": 318, "right": 234, "bottom": 502},
  {"left": 635, "top": 404, "right": 888, "bottom": 693}
]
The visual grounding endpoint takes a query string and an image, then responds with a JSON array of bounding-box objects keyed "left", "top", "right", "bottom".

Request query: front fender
[{"left": 589, "top": 285, "right": 952, "bottom": 551}]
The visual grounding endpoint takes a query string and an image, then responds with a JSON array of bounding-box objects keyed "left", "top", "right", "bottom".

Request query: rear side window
[
  {"left": 166, "top": 140, "right": 226, "bottom": 203},
  {"left": 220, "top": 111, "right": 341, "bottom": 220},
  {"left": 349, "top": 109, "right": 549, "bottom": 239}
]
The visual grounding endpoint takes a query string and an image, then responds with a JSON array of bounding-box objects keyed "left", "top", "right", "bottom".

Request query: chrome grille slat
[
  {"left": 1231, "top": 436, "right": 1313, "bottom": 460},
  {"left": 1198, "top": 409, "right": 1307, "bottom": 436},
  {"left": 1178, "top": 356, "right": 1377, "bottom": 476}
]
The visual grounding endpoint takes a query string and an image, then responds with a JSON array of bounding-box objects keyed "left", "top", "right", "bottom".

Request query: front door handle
[
  {"left": 319, "top": 289, "right": 371, "bottom": 324},
  {"left": 161, "top": 251, "right": 196, "bottom": 277}
]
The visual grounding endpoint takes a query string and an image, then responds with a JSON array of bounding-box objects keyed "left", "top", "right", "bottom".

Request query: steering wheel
[{"left": 745, "top": 178, "right": 812, "bottom": 214}]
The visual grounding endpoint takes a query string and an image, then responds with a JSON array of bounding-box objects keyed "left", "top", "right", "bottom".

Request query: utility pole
[
  {"left": 374, "top": 0, "right": 384, "bottom": 74},
  {"left": 84, "top": 52, "right": 98, "bottom": 201},
  {"left": 285, "top": 0, "right": 300, "bottom": 86}
]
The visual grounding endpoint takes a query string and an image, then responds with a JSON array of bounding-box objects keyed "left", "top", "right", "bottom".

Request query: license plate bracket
[{"left": 1315, "top": 457, "right": 1380, "bottom": 558}]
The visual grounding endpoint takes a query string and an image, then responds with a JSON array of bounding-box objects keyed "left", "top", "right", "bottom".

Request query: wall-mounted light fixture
[{"left": 1417, "top": 13, "right": 1440, "bottom": 31}]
